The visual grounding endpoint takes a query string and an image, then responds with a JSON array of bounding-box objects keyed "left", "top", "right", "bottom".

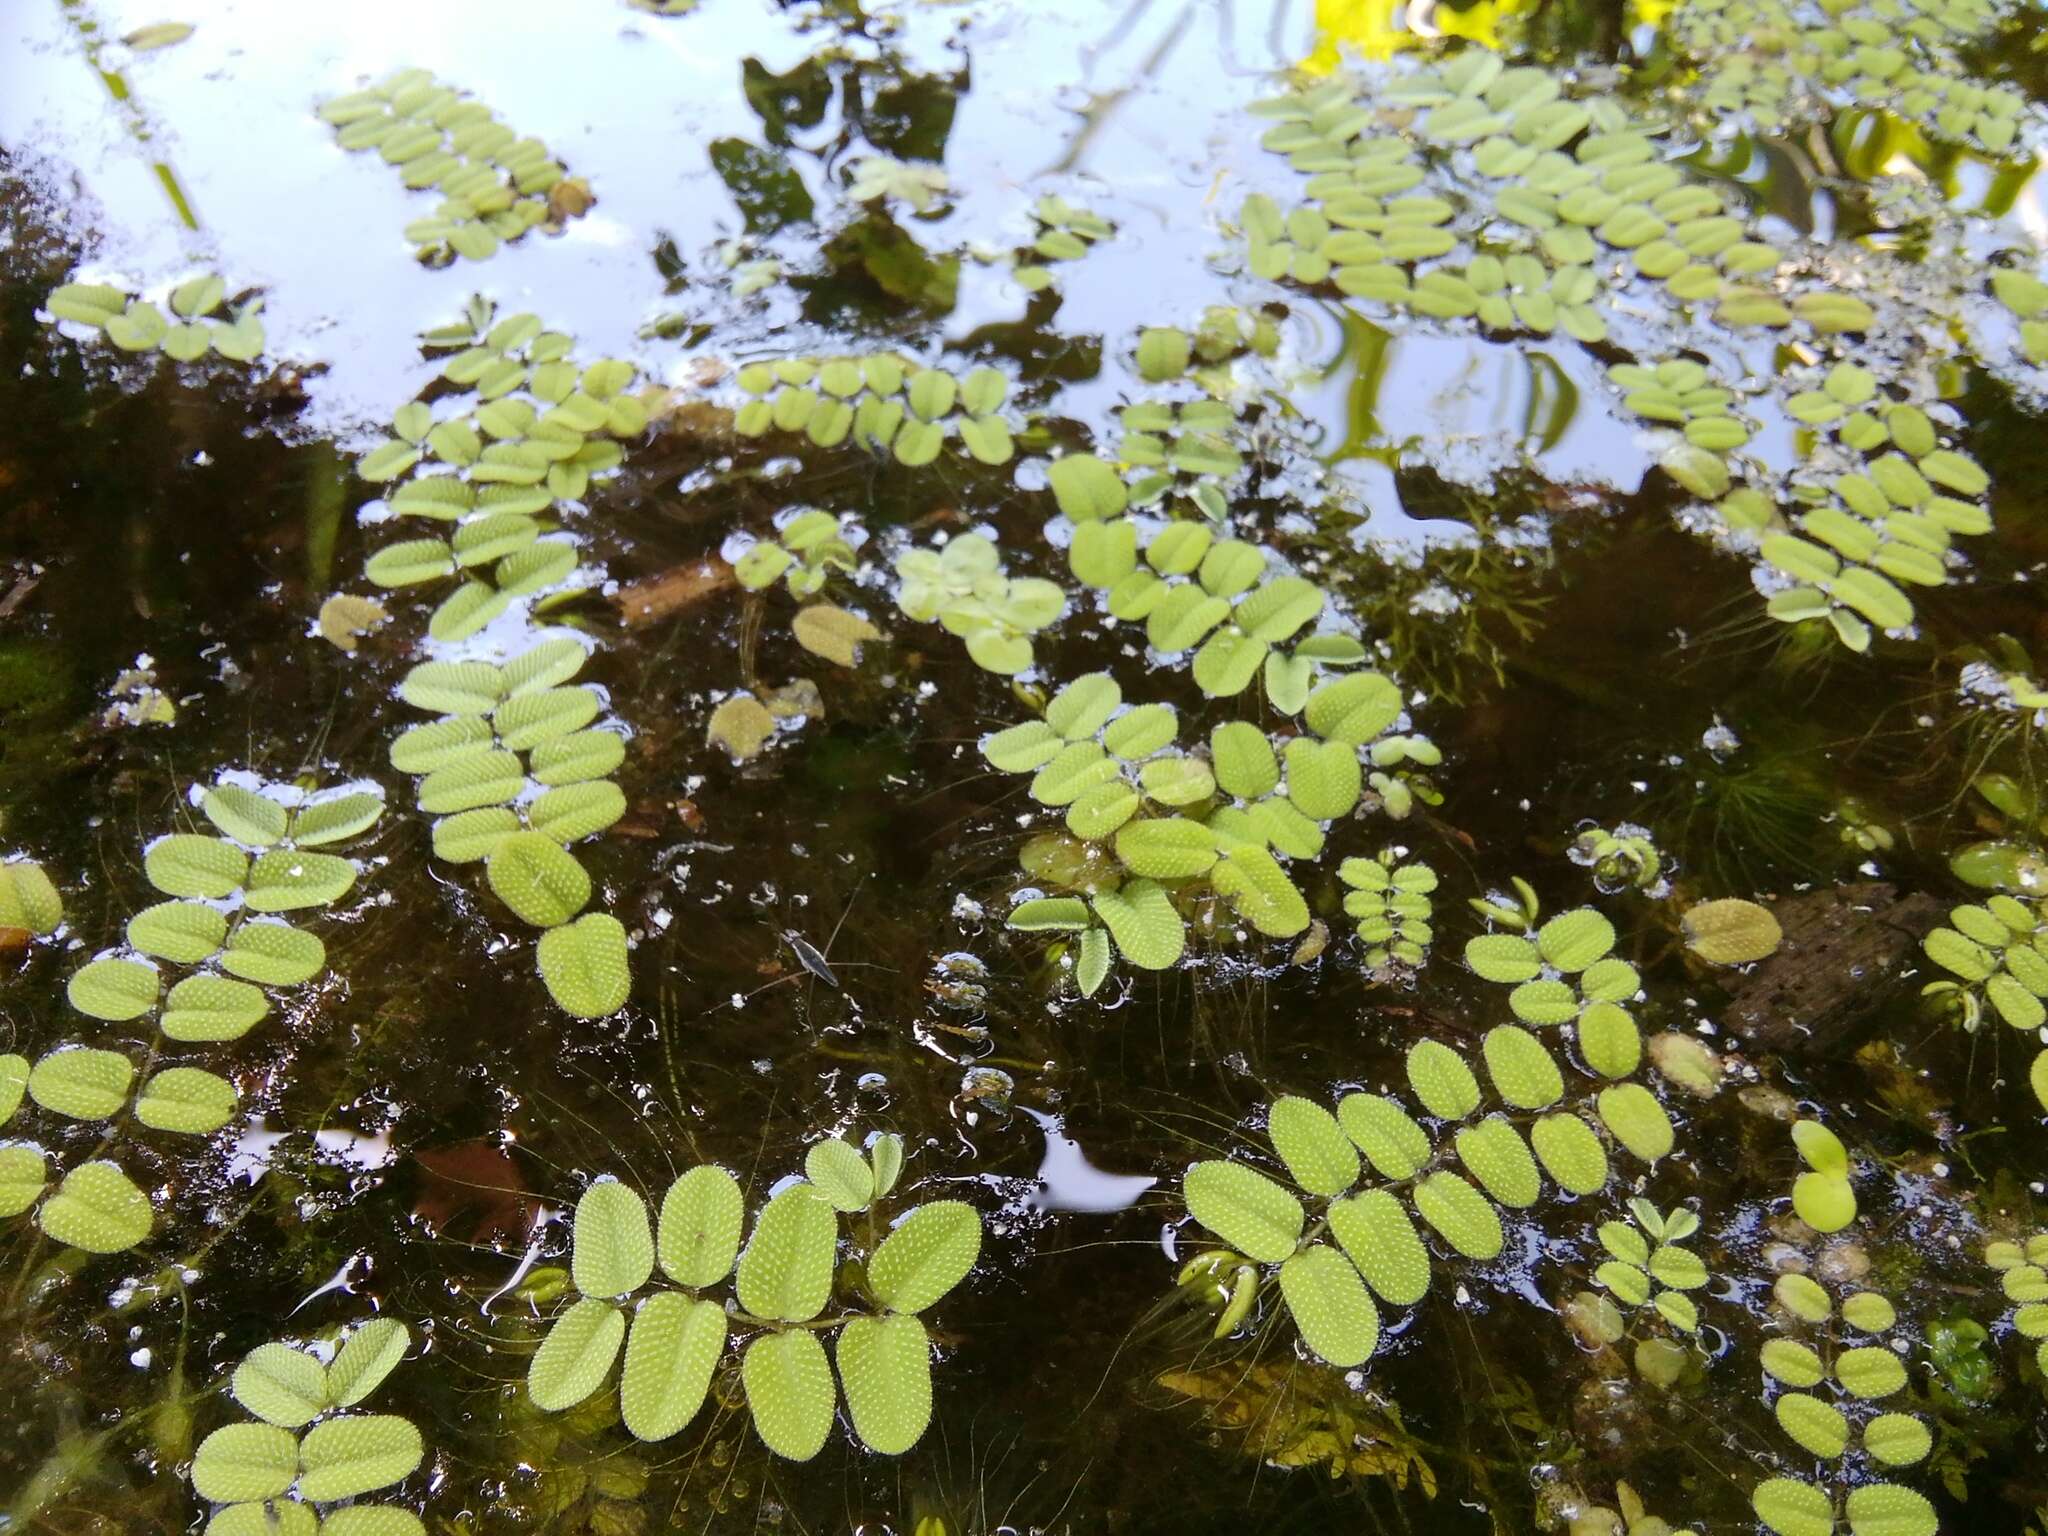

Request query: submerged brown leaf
[
  {"left": 792, "top": 602, "right": 882, "bottom": 667},
  {"left": 317, "top": 593, "right": 389, "bottom": 652}
]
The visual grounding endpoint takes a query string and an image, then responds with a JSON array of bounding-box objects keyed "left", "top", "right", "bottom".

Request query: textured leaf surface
[
  {"left": 0, "top": 1144, "right": 48, "bottom": 1217},
  {"left": 1266, "top": 1096, "right": 1357, "bottom": 1196},
  {"left": 1411, "top": 1172, "right": 1503, "bottom": 1260},
  {"left": 222, "top": 921, "right": 326, "bottom": 986},
  {"left": 573, "top": 1179, "right": 654, "bottom": 1297},
  {"left": 127, "top": 900, "right": 227, "bottom": 964},
  {"left": 486, "top": 833, "right": 591, "bottom": 927},
  {"left": 1091, "top": 880, "right": 1183, "bottom": 969},
  {"left": 1455, "top": 1116, "right": 1541, "bottom": 1207},
  {"left": 191, "top": 1422, "right": 298, "bottom": 1502},
  {"left": 66, "top": 957, "right": 160, "bottom": 1021},
  {"left": 1280, "top": 1243, "right": 1380, "bottom": 1366},
  {"left": 528, "top": 1296, "right": 625, "bottom": 1411},
  {"left": 1530, "top": 1113, "right": 1608, "bottom": 1195},
  {"left": 29, "top": 1047, "right": 134, "bottom": 1120},
  {"left": 231, "top": 1342, "right": 329, "bottom": 1427},
  {"left": 243, "top": 851, "right": 357, "bottom": 911},
  {"left": 327, "top": 1317, "right": 410, "bottom": 1407},
  {"left": 133, "top": 1068, "right": 237, "bottom": 1134},
  {"left": 1405, "top": 1039, "right": 1480, "bottom": 1120},
  {"left": 1327, "top": 1189, "right": 1430, "bottom": 1305},
  {"left": 837, "top": 1312, "right": 933, "bottom": 1454},
  {"left": 1845, "top": 1484, "right": 1935, "bottom": 1536},
  {"left": 1482, "top": 1025, "right": 1563, "bottom": 1109},
  {"left": 621, "top": 1292, "right": 727, "bottom": 1441},
  {"left": 39, "top": 1161, "right": 151, "bottom": 1251},
  {"left": 161, "top": 974, "right": 270, "bottom": 1041},
  {"left": 537, "top": 913, "right": 630, "bottom": 1018},
  {"left": 805, "top": 1139, "right": 874, "bottom": 1212},
  {"left": 1337, "top": 1093, "right": 1431, "bottom": 1180},
  {"left": 1752, "top": 1477, "right": 1834, "bottom": 1536},
  {"left": 296, "top": 1414, "right": 424, "bottom": 1501},
  {"left": 1183, "top": 1161, "right": 1303, "bottom": 1263},
  {"left": 869, "top": 1200, "right": 982, "bottom": 1313},
  {"left": 737, "top": 1184, "right": 838, "bottom": 1321},
  {"left": 659, "top": 1165, "right": 745, "bottom": 1286},
  {"left": 744, "top": 1328, "right": 836, "bottom": 1460}
]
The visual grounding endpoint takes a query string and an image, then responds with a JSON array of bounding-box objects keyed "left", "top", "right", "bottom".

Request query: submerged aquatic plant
[
  {"left": 2, "top": 778, "right": 382, "bottom": 1253},
  {"left": 525, "top": 1134, "right": 982, "bottom": 1459}
]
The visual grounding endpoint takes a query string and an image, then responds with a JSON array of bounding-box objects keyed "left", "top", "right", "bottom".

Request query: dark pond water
[{"left": 5, "top": 1, "right": 2048, "bottom": 1533}]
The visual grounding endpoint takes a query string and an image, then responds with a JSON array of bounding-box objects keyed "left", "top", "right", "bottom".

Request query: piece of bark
[
  {"left": 1722, "top": 881, "right": 1945, "bottom": 1054},
  {"left": 613, "top": 557, "right": 734, "bottom": 626}
]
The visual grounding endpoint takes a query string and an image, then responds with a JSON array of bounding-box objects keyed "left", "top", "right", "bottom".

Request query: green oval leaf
[
  {"left": 658, "top": 1165, "right": 745, "bottom": 1287},
  {"left": 621, "top": 1291, "right": 728, "bottom": 1442},
  {"left": 39, "top": 1160, "right": 152, "bottom": 1252},
  {"left": 1183, "top": 1161, "right": 1303, "bottom": 1264},
  {"left": 737, "top": 1183, "right": 838, "bottom": 1322},
  {"left": 487, "top": 833, "right": 591, "bottom": 927},
  {"left": 869, "top": 1199, "right": 982, "bottom": 1313},
  {"left": 837, "top": 1311, "right": 933, "bottom": 1454},
  {"left": 743, "top": 1327, "right": 836, "bottom": 1461},
  {"left": 231, "top": 1342, "right": 329, "bottom": 1427},
  {"left": 538, "top": 912, "right": 630, "bottom": 1018},
  {"left": 528, "top": 1295, "right": 625, "bottom": 1411},
  {"left": 191, "top": 1422, "right": 300, "bottom": 1503},
  {"left": 296, "top": 1413, "right": 424, "bottom": 1501}
]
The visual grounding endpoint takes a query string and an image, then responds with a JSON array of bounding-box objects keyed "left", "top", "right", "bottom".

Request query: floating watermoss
[
  {"left": 1918, "top": 891, "right": 2048, "bottom": 1030},
  {"left": 1174, "top": 1021, "right": 1681, "bottom": 1366},
  {"left": 985, "top": 663, "right": 1438, "bottom": 987},
  {"left": 392, "top": 638, "right": 629, "bottom": 1017},
  {"left": 1569, "top": 822, "right": 1668, "bottom": 895},
  {"left": 1591, "top": 1198, "right": 1710, "bottom": 1335},
  {"left": 1337, "top": 851, "right": 1438, "bottom": 972},
  {"left": 190, "top": 1319, "right": 423, "bottom": 1531},
  {"left": 734, "top": 354, "right": 1020, "bottom": 467},
  {"left": 1012, "top": 193, "right": 1113, "bottom": 292},
  {"left": 318, "top": 68, "right": 589, "bottom": 264},
  {"left": 525, "top": 1135, "right": 980, "bottom": 1459},
  {"left": 1981, "top": 1234, "right": 2048, "bottom": 1382},
  {"left": 345, "top": 299, "right": 650, "bottom": 1019},
  {"left": 847, "top": 153, "right": 949, "bottom": 215},
  {"left": 1752, "top": 1272, "right": 1936, "bottom": 1536},
  {"left": 1790, "top": 1119, "right": 1859, "bottom": 1232},
  {"left": 732, "top": 509, "right": 860, "bottom": 598},
  {"left": 893, "top": 532, "right": 1060, "bottom": 675},
  {"left": 0, "top": 856, "right": 63, "bottom": 937},
  {"left": 3, "top": 777, "right": 383, "bottom": 1253},
  {"left": 45, "top": 275, "right": 265, "bottom": 361},
  {"left": 1660, "top": 0, "right": 2028, "bottom": 158}
]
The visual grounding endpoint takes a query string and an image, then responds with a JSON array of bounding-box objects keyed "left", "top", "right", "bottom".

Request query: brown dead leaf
[
  {"left": 413, "top": 1140, "right": 538, "bottom": 1246},
  {"left": 318, "top": 593, "right": 388, "bottom": 652},
  {"left": 615, "top": 559, "right": 734, "bottom": 627},
  {"left": 546, "top": 176, "right": 597, "bottom": 224}
]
